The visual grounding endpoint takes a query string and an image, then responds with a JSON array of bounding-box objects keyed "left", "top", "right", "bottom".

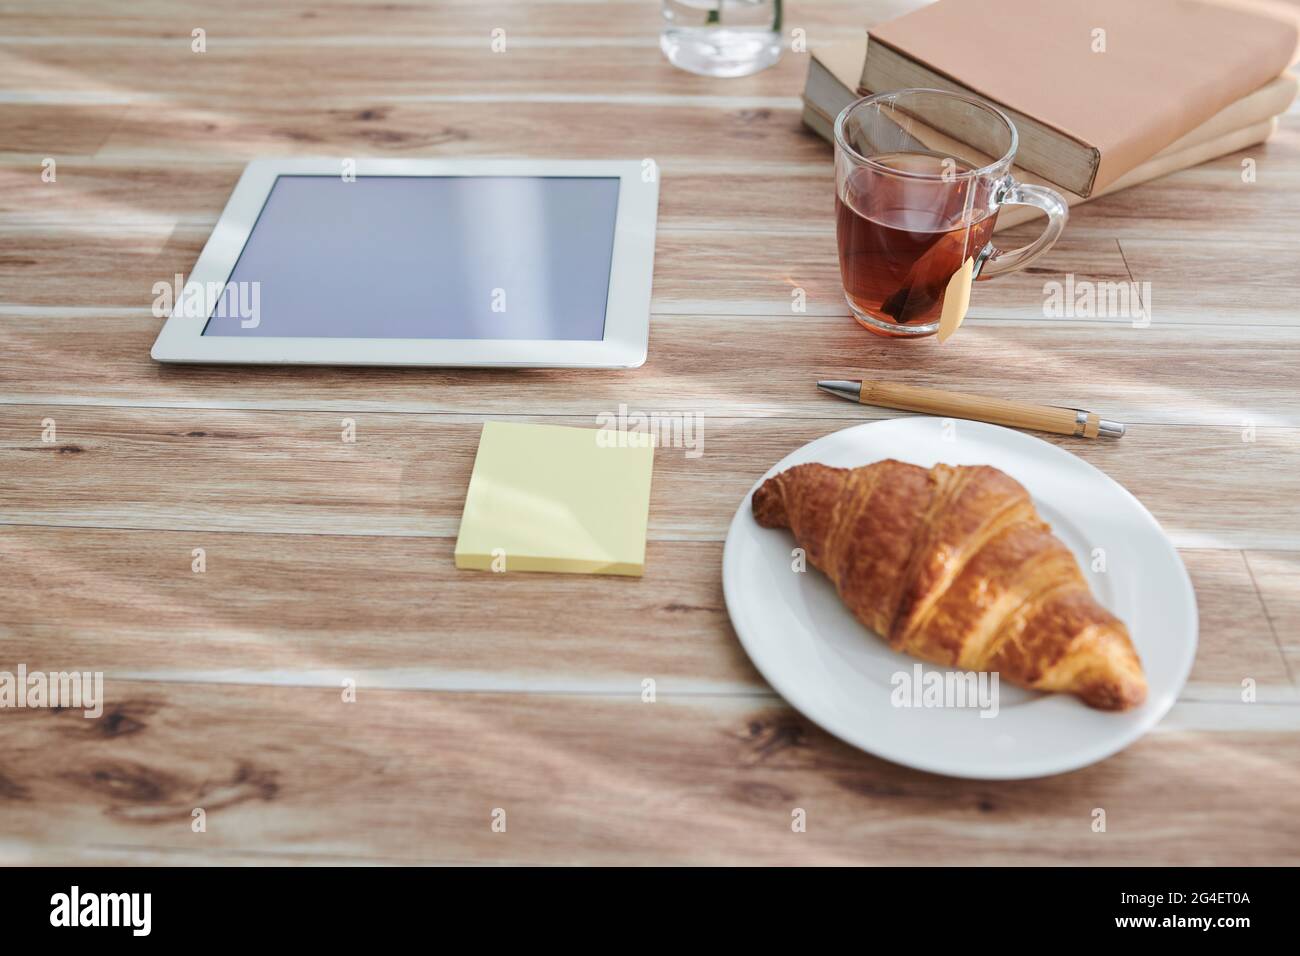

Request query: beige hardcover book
[
  {"left": 807, "top": 37, "right": 1298, "bottom": 160},
  {"left": 861, "top": 0, "right": 1299, "bottom": 196}
]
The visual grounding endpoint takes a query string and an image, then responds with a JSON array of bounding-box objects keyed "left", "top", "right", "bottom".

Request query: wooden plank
[
  {"left": 0, "top": 160, "right": 837, "bottom": 232},
  {"left": 1244, "top": 550, "right": 1300, "bottom": 684},
  {"left": 1181, "top": 550, "right": 1294, "bottom": 695},
  {"left": 4, "top": 101, "right": 823, "bottom": 165},
  {"left": 0, "top": 104, "right": 128, "bottom": 153},
  {"left": 0, "top": 0, "right": 909, "bottom": 42},
  {"left": 6, "top": 172, "right": 1300, "bottom": 325},
  {"left": 0, "top": 530, "right": 757, "bottom": 690},
  {"left": 0, "top": 161, "right": 246, "bottom": 227},
  {"left": 2, "top": 406, "right": 1299, "bottom": 548},
  {"left": 3, "top": 312, "right": 1300, "bottom": 426},
  {"left": 0, "top": 218, "right": 1151, "bottom": 320},
  {"left": 0, "top": 228, "right": 196, "bottom": 307},
  {"left": 0, "top": 161, "right": 243, "bottom": 226},
  {"left": 0, "top": 527, "right": 1287, "bottom": 697},
  {"left": 1120, "top": 236, "right": 1300, "bottom": 325},
  {"left": 0, "top": 843, "right": 391, "bottom": 866},
  {"left": 5, "top": 137, "right": 1300, "bottom": 246},
  {"left": 0, "top": 44, "right": 816, "bottom": 104},
  {"left": 1, "top": 680, "right": 1295, "bottom": 864},
  {"left": 7, "top": 138, "right": 1300, "bottom": 243}
]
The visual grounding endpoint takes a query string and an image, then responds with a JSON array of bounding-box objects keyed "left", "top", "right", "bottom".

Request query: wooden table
[{"left": 2, "top": 0, "right": 1298, "bottom": 866}]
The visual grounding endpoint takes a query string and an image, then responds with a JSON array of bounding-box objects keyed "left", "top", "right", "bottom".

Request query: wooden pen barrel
[{"left": 859, "top": 380, "right": 1101, "bottom": 438}]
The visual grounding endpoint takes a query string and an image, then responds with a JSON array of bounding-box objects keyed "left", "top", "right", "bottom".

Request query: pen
[{"left": 817, "top": 379, "right": 1126, "bottom": 439}]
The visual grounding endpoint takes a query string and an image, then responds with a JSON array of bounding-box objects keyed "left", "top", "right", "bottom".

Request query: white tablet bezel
[{"left": 150, "top": 158, "right": 658, "bottom": 368}]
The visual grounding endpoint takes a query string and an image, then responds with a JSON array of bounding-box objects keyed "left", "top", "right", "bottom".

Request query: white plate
[{"left": 722, "top": 417, "right": 1197, "bottom": 779}]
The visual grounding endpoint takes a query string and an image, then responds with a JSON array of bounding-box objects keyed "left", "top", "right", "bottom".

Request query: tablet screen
[{"left": 202, "top": 175, "right": 620, "bottom": 340}]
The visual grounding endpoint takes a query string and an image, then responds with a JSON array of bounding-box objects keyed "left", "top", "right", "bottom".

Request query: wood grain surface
[{"left": 1, "top": 0, "right": 1298, "bottom": 866}]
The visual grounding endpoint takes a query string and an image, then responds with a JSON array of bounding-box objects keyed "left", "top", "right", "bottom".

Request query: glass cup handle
[{"left": 975, "top": 179, "right": 1069, "bottom": 280}]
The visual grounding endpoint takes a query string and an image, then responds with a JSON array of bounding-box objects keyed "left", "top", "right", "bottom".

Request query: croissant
[{"left": 752, "top": 459, "right": 1146, "bottom": 710}]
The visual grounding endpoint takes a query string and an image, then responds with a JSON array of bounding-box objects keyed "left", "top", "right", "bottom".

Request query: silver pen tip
[
  {"left": 817, "top": 380, "right": 862, "bottom": 402},
  {"left": 1098, "top": 419, "right": 1126, "bottom": 439}
]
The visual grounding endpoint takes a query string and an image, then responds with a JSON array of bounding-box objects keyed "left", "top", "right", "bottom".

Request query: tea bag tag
[{"left": 937, "top": 257, "right": 974, "bottom": 343}]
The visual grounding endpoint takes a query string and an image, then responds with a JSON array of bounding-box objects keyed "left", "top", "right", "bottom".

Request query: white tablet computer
[{"left": 151, "top": 158, "right": 658, "bottom": 368}]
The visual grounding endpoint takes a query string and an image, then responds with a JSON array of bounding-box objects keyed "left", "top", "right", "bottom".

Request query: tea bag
[
  {"left": 937, "top": 257, "right": 974, "bottom": 343},
  {"left": 878, "top": 227, "right": 970, "bottom": 324}
]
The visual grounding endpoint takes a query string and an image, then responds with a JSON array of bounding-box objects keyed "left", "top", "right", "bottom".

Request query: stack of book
[{"left": 803, "top": 0, "right": 1300, "bottom": 230}]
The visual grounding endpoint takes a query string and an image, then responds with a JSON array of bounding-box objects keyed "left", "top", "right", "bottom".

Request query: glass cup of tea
[{"left": 834, "top": 88, "right": 1068, "bottom": 337}]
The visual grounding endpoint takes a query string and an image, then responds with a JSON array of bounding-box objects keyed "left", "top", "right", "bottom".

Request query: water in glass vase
[{"left": 660, "top": 0, "right": 782, "bottom": 78}]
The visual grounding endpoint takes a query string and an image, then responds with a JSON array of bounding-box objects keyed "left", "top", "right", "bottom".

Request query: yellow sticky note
[
  {"left": 454, "top": 421, "right": 655, "bottom": 577},
  {"left": 936, "top": 256, "right": 974, "bottom": 343}
]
